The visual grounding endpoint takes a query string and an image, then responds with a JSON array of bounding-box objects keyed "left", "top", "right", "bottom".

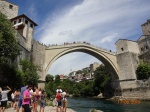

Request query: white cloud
[
  {"left": 36, "top": 0, "right": 150, "bottom": 75},
  {"left": 100, "top": 33, "right": 119, "bottom": 44}
]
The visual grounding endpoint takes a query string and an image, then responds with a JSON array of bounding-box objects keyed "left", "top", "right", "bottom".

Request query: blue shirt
[{"left": 19, "top": 86, "right": 26, "bottom": 99}]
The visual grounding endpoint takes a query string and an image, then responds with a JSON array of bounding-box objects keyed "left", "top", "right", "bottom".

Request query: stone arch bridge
[{"left": 32, "top": 42, "right": 119, "bottom": 82}]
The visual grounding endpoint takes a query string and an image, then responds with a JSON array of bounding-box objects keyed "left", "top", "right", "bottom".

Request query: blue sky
[{"left": 8, "top": 0, "right": 150, "bottom": 75}]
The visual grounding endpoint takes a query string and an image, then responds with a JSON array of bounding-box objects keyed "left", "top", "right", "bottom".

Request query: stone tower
[
  {"left": 10, "top": 14, "right": 38, "bottom": 51},
  {"left": 0, "top": 0, "right": 18, "bottom": 19},
  {"left": 115, "top": 39, "right": 140, "bottom": 89},
  {"left": 137, "top": 20, "right": 150, "bottom": 64},
  {"left": 0, "top": 0, "right": 37, "bottom": 52}
]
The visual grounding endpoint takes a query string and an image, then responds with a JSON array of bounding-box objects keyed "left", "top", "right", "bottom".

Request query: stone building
[
  {"left": 137, "top": 20, "right": 150, "bottom": 64},
  {"left": 0, "top": 0, "right": 37, "bottom": 61},
  {"left": 138, "top": 20, "right": 150, "bottom": 63},
  {"left": 90, "top": 62, "right": 100, "bottom": 72}
]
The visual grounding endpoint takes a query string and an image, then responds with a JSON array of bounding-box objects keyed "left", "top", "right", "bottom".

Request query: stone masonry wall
[
  {"left": 138, "top": 35, "right": 150, "bottom": 64},
  {"left": 121, "top": 79, "right": 150, "bottom": 99},
  {"left": 0, "top": 0, "right": 18, "bottom": 19},
  {"left": 31, "top": 40, "right": 46, "bottom": 81},
  {"left": 117, "top": 52, "right": 139, "bottom": 81}
]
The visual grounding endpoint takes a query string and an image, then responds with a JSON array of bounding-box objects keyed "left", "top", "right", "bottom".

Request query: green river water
[{"left": 67, "top": 97, "right": 150, "bottom": 112}]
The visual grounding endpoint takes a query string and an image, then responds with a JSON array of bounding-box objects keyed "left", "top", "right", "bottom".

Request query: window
[
  {"left": 19, "top": 19, "right": 22, "bottom": 23},
  {"left": 121, "top": 47, "right": 124, "bottom": 51},
  {"left": 14, "top": 21, "right": 16, "bottom": 24},
  {"left": 30, "top": 23, "right": 33, "bottom": 28},
  {"left": 145, "top": 45, "right": 149, "bottom": 49},
  {"left": 25, "top": 20, "right": 28, "bottom": 25},
  {"left": 9, "top": 4, "right": 13, "bottom": 9}
]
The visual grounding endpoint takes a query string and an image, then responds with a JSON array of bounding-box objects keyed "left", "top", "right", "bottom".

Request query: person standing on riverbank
[
  {"left": 14, "top": 89, "right": 20, "bottom": 109},
  {"left": 56, "top": 86, "right": 62, "bottom": 93},
  {"left": 62, "top": 89, "right": 67, "bottom": 112},
  {"left": 17, "top": 85, "right": 28, "bottom": 112},
  {"left": 22, "top": 85, "right": 32, "bottom": 112},
  {"left": 0, "top": 86, "right": 11, "bottom": 112},
  {"left": 39, "top": 90, "right": 46, "bottom": 112},
  {"left": 56, "top": 91, "right": 62, "bottom": 112},
  {"left": 32, "top": 86, "right": 39, "bottom": 112}
]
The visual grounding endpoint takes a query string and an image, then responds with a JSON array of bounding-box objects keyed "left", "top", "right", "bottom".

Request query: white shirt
[
  {"left": 1, "top": 90, "right": 9, "bottom": 101},
  {"left": 62, "top": 91, "right": 67, "bottom": 100},
  {"left": 56, "top": 89, "right": 62, "bottom": 93},
  {"left": 11, "top": 93, "right": 15, "bottom": 99}
]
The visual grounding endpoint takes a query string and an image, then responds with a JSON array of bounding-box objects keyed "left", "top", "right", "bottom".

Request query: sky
[{"left": 8, "top": 0, "right": 150, "bottom": 75}]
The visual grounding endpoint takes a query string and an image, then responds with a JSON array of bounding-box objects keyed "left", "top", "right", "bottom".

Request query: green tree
[
  {"left": 0, "top": 12, "right": 20, "bottom": 88},
  {"left": 94, "top": 65, "right": 111, "bottom": 95},
  {"left": 17, "top": 59, "right": 39, "bottom": 85},
  {"left": 0, "top": 12, "right": 19, "bottom": 63},
  {"left": 55, "top": 75, "right": 60, "bottom": 83},
  {"left": 0, "top": 64, "right": 22, "bottom": 88},
  {"left": 45, "top": 74, "right": 54, "bottom": 82},
  {"left": 136, "top": 62, "right": 150, "bottom": 80}
]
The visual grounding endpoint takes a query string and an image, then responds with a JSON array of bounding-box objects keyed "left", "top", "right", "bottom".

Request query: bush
[{"left": 136, "top": 62, "right": 150, "bottom": 80}]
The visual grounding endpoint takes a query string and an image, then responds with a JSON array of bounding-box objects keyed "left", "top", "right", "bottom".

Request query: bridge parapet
[{"left": 46, "top": 42, "right": 116, "bottom": 55}]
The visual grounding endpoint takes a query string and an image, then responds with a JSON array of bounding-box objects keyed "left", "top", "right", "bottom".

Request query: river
[{"left": 67, "top": 97, "right": 150, "bottom": 112}]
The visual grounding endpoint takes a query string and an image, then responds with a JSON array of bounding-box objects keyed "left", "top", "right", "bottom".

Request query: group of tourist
[
  {"left": 0, "top": 85, "right": 67, "bottom": 112},
  {"left": 55, "top": 86, "right": 67, "bottom": 112},
  {"left": 0, "top": 85, "right": 46, "bottom": 112}
]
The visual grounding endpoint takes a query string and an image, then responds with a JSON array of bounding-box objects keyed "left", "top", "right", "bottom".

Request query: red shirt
[{"left": 56, "top": 93, "right": 61, "bottom": 101}]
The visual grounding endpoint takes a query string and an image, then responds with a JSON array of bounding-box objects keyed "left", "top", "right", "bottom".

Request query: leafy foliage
[
  {"left": 55, "top": 75, "right": 60, "bottom": 83},
  {"left": 0, "top": 12, "right": 20, "bottom": 89},
  {"left": 93, "top": 65, "right": 111, "bottom": 96},
  {"left": 45, "top": 74, "right": 54, "bottom": 82},
  {"left": 0, "top": 12, "right": 19, "bottom": 63},
  {"left": 17, "top": 59, "right": 40, "bottom": 85},
  {"left": 45, "top": 65, "right": 112, "bottom": 98},
  {"left": 0, "top": 64, "right": 22, "bottom": 88},
  {"left": 136, "top": 62, "right": 150, "bottom": 80}
]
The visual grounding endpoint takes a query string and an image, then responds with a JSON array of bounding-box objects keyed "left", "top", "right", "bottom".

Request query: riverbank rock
[{"left": 90, "top": 109, "right": 103, "bottom": 112}]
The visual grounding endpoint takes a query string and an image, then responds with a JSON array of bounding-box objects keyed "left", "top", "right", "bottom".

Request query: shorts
[
  {"left": 0, "top": 101, "right": 7, "bottom": 107},
  {"left": 57, "top": 100, "right": 62, "bottom": 107},
  {"left": 63, "top": 100, "right": 67, "bottom": 107},
  {"left": 22, "top": 104, "right": 31, "bottom": 112},
  {"left": 12, "top": 99, "right": 15, "bottom": 103},
  {"left": 32, "top": 97, "right": 38, "bottom": 103},
  {"left": 18, "top": 98, "right": 22, "bottom": 108},
  {"left": 40, "top": 102, "right": 46, "bottom": 108}
]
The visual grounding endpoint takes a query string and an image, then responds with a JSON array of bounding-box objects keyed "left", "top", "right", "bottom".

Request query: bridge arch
[{"left": 44, "top": 44, "right": 119, "bottom": 80}]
